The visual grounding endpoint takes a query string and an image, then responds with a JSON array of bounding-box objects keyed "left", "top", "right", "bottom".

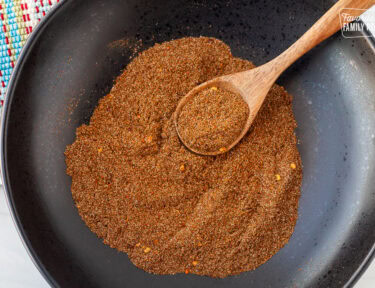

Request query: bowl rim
[{"left": 0, "top": 1, "right": 68, "bottom": 287}]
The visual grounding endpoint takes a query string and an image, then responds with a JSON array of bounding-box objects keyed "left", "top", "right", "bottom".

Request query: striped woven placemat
[{"left": 0, "top": 0, "right": 59, "bottom": 105}]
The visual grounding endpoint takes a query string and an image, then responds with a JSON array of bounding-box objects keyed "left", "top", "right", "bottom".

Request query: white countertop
[{"left": 1, "top": 7, "right": 375, "bottom": 288}]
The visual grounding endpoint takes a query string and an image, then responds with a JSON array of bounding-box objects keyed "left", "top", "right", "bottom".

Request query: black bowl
[{"left": 2, "top": 0, "right": 375, "bottom": 287}]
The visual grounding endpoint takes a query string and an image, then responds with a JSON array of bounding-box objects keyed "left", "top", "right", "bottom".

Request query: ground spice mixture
[
  {"left": 178, "top": 86, "right": 249, "bottom": 153},
  {"left": 65, "top": 37, "right": 302, "bottom": 278}
]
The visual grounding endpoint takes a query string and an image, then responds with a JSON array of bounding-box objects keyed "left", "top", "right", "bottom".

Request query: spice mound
[
  {"left": 178, "top": 86, "right": 249, "bottom": 153},
  {"left": 65, "top": 37, "right": 302, "bottom": 278}
]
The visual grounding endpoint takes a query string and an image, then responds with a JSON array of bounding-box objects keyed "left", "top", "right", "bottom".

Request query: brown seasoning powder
[
  {"left": 65, "top": 37, "right": 302, "bottom": 278},
  {"left": 178, "top": 86, "right": 249, "bottom": 153}
]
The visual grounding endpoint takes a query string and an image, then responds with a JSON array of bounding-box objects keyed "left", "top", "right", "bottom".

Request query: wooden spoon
[{"left": 174, "top": 0, "right": 375, "bottom": 156}]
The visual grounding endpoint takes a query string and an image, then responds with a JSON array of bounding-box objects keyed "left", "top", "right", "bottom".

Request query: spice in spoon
[{"left": 178, "top": 86, "right": 249, "bottom": 153}]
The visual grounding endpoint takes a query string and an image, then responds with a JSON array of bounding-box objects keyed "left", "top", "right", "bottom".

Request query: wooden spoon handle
[{"left": 273, "top": 0, "right": 375, "bottom": 74}]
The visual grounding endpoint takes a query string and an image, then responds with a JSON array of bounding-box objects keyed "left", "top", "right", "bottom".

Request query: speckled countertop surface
[{"left": 0, "top": 7, "right": 374, "bottom": 288}]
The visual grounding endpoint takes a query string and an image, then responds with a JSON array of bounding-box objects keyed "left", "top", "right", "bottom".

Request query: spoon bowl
[{"left": 174, "top": 66, "right": 276, "bottom": 156}]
